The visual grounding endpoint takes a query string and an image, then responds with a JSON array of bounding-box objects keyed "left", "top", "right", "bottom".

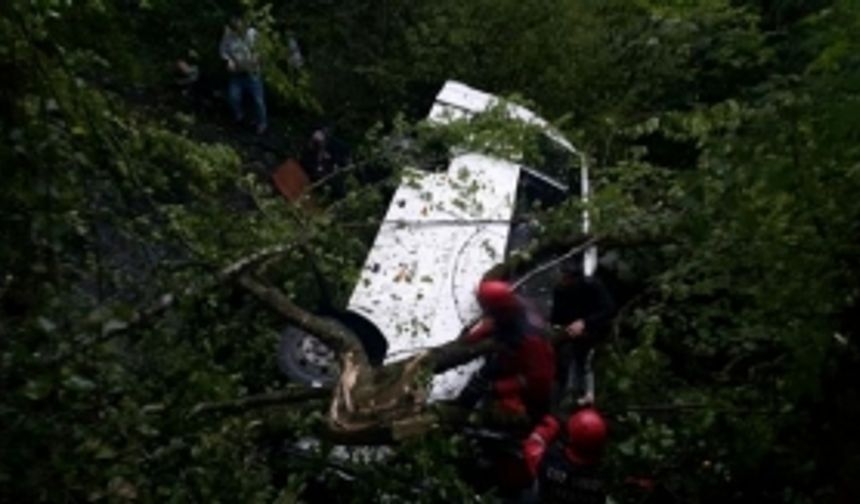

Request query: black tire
[
  {"left": 277, "top": 322, "right": 342, "bottom": 386},
  {"left": 277, "top": 312, "right": 389, "bottom": 385}
]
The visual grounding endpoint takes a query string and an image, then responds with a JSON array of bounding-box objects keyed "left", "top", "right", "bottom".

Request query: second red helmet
[{"left": 565, "top": 408, "right": 608, "bottom": 465}]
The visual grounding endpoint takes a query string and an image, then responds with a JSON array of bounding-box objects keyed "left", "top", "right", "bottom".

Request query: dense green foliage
[{"left": 2, "top": 0, "right": 859, "bottom": 502}]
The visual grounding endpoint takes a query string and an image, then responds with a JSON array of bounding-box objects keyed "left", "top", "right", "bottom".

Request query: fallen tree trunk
[
  {"left": 193, "top": 235, "right": 609, "bottom": 444},
  {"left": 193, "top": 231, "right": 674, "bottom": 444},
  {"left": 231, "top": 239, "right": 595, "bottom": 444},
  {"left": 237, "top": 274, "right": 369, "bottom": 369}
]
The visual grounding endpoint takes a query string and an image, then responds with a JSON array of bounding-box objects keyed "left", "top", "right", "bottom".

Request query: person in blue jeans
[{"left": 220, "top": 15, "right": 267, "bottom": 134}]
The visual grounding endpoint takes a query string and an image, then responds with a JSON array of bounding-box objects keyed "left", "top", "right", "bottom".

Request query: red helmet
[
  {"left": 476, "top": 280, "right": 519, "bottom": 313},
  {"left": 565, "top": 408, "right": 608, "bottom": 465}
]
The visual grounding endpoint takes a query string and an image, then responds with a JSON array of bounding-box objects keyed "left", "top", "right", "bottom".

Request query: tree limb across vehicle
[
  {"left": 237, "top": 274, "right": 370, "bottom": 369},
  {"left": 218, "top": 235, "right": 608, "bottom": 444}
]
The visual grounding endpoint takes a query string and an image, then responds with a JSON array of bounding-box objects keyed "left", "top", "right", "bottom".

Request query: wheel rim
[{"left": 290, "top": 332, "right": 338, "bottom": 380}]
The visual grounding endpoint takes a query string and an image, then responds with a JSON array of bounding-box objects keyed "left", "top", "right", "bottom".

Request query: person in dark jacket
[
  {"left": 458, "top": 281, "right": 556, "bottom": 423},
  {"left": 522, "top": 407, "right": 608, "bottom": 504},
  {"left": 299, "top": 127, "right": 350, "bottom": 182},
  {"left": 551, "top": 260, "right": 616, "bottom": 405}
]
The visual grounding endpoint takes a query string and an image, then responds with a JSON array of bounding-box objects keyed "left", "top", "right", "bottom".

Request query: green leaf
[
  {"left": 63, "top": 375, "right": 97, "bottom": 392},
  {"left": 23, "top": 379, "right": 54, "bottom": 401}
]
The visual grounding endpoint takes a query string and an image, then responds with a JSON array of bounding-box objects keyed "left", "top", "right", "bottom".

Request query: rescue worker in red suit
[
  {"left": 457, "top": 280, "right": 556, "bottom": 423},
  {"left": 522, "top": 407, "right": 608, "bottom": 504}
]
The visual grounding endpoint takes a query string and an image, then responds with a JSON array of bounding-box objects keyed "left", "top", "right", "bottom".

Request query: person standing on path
[{"left": 220, "top": 14, "right": 267, "bottom": 134}]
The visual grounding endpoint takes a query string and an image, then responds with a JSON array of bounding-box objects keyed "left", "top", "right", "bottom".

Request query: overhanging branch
[
  {"left": 237, "top": 274, "right": 369, "bottom": 369},
  {"left": 54, "top": 243, "right": 299, "bottom": 363}
]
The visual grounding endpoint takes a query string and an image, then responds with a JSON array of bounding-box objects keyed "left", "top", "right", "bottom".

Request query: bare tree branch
[
  {"left": 224, "top": 237, "right": 601, "bottom": 443},
  {"left": 190, "top": 386, "right": 331, "bottom": 417},
  {"left": 54, "top": 244, "right": 299, "bottom": 362},
  {"left": 512, "top": 237, "right": 599, "bottom": 289},
  {"left": 105, "top": 244, "right": 295, "bottom": 334},
  {"left": 237, "top": 274, "right": 370, "bottom": 369}
]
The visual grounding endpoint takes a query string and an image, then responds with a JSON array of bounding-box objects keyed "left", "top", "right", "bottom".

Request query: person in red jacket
[
  {"left": 522, "top": 407, "right": 608, "bottom": 504},
  {"left": 457, "top": 280, "right": 556, "bottom": 422}
]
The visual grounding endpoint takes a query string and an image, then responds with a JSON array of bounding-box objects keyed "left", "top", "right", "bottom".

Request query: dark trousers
[
  {"left": 555, "top": 341, "right": 594, "bottom": 403},
  {"left": 227, "top": 73, "right": 267, "bottom": 127}
]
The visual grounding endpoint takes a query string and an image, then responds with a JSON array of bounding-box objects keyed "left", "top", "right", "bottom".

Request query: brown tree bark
[{"left": 227, "top": 238, "right": 599, "bottom": 444}]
